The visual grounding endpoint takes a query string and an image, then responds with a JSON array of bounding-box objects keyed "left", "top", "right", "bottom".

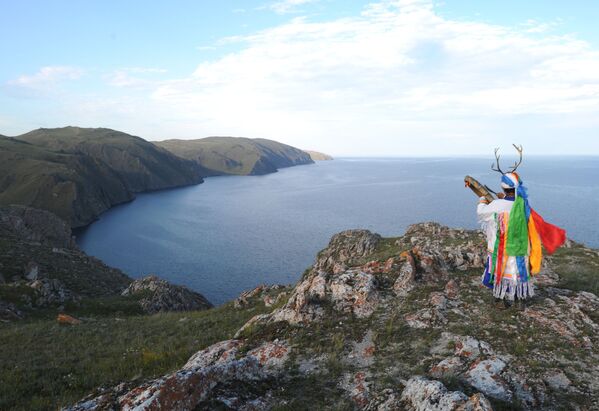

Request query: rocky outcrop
[
  {"left": 400, "top": 377, "right": 493, "bottom": 411},
  {"left": 66, "top": 223, "right": 599, "bottom": 410},
  {"left": 0, "top": 205, "right": 75, "bottom": 249},
  {"left": 122, "top": 275, "right": 213, "bottom": 314},
  {"left": 65, "top": 339, "right": 290, "bottom": 410},
  {"left": 233, "top": 284, "right": 289, "bottom": 309},
  {"left": 28, "top": 277, "right": 76, "bottom": 306},
  {"left": 0, "top": 206, "right": 131, "bottom": 306},
  {"left": 316, "top": 229, "right": 382, "bottom": 272}
]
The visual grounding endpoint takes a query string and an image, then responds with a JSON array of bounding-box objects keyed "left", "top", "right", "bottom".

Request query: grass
[
  {"left": 0, "top": 300, "right": 271, "bottom": 411},
  {"left": 550, "top": 246, "right": 599, "bottom": 295}
]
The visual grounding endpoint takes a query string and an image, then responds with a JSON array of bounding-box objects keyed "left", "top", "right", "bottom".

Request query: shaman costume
[{"left": 477, "top": 149, "right": 566, "bottom": 301}]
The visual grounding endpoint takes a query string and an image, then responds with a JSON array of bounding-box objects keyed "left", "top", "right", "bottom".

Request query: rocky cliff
[
  {"left": 305, "top": 150, "right": 334, "bottom": 161},
  {"left": 156, "top": 137, "right": 314, "bottom": 176},
  {"left": 66, "top": 223, "right": 599, "bottom": 410},
  {"left": 1, "top": 127, "right": 204, "bottom": 227}
]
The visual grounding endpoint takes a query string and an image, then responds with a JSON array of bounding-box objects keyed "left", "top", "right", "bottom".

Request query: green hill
[
  {"left": 1, "top": 127, "right": 204, "bottom": 227},
  {"left": 155, "top": 136, "right": 314, "bottom": 176},
  {"left": 18, "top": 127, "right": 205, "bottom": 193},
  {"left": 0, "top": 136, "right": 133, "bottom": 227}
]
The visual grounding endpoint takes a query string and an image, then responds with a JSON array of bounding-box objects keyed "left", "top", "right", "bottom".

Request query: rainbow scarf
[{"left": 484, "top": 173, "right": 566, "bottom": 291}]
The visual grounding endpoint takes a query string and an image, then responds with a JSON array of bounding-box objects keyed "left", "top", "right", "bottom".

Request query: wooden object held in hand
[{"left": 464, "top": 175, "right": 496, "bottom": 203}]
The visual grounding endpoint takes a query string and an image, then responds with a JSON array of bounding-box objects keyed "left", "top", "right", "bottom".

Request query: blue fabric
[
  {"left": 482, "top": 255, "right": 494, "bottom": 289},
  {"left": 501, "top": 174, "right": 531, "bottom": 219},
  {"left": 501, "top": 174, "right": 515, "bottom": 187},
  {"left": 516, "top": 256, "right": 528, "bottom": 283}
]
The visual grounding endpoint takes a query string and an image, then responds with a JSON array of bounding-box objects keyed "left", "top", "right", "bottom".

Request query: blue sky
[{"left": 1, "top": 0, "right": 599, "bottom": 155}]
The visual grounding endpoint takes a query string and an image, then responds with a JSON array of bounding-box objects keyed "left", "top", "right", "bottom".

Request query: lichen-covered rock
[
  {"left": 64, "top": 339, "right": 290, "bottom": 411},
  {"left": 121, "top": 275, "right": 212, "bottom": 314},
  {"left": 330, "top": 269, "right": 379, "bottom": 318},
  {"left": 340, "top": 371, "right": 371, "bottom": 408},
  {"left": 316, "top": 229, "right": 381, "bottom": 272},
  {"left": 393, "top": 254, "right": 417, "bottom": 296},
  {"left": 543, "top": 370, "right": 571, "bottom": 390},
  {"left": 464, "top": 357, "right": 511, "bottom": 402},
  {"left": 430, "top": 356, "right": 464, "bottom": 379},
  {"left": 400, "top": 376, "right": 492, "bottom": 411},
  {"left": 399, "top": 223, "right": 487, "bottom": 272},
  {"left": 233, "top": 284, "right": 288, "bottom": 308}
]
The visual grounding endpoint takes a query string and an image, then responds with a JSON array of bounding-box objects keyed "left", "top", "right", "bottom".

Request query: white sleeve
[
  {"left": 477, "top": 200, "right": 501, "bottom": 247},
  {"left": 477, "top": 201, "right": 496, "bottom": 225}
]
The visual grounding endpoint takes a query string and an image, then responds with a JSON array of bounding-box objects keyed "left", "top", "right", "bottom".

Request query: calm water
[{"left": 76, "top": 157, "right": 599, "bottom": 304}]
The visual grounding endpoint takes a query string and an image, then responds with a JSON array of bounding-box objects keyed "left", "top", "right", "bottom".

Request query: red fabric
[{"left": 530, "top": 209, "right": 566, "bottom": 254}]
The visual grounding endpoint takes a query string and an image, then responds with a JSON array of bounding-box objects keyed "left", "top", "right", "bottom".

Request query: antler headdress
[{"left": 491, "top": 144, "right": 523, "bottom": 175}]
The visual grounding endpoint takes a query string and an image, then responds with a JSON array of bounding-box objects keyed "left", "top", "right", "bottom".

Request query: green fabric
[{"left": 506, "top": 196, "right": 529, "bottom": 256}]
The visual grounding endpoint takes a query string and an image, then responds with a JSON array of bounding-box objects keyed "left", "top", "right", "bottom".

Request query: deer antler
[
  {"left": 510, "top": 144, "right": 523, "bottom": 172},
  {"left": 491, "top": 147, "right": 504, "bottom": 174}
]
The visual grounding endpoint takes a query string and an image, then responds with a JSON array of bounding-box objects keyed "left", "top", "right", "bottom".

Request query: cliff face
[
  {"left": 66, "top": 223, "right": 599, "bottom": 410},
  {"left": 305, "top": 150, "right": 334, "bottom": 161},
  {"left": 1, "top": 127, "right": 204, "bottom": 227},
  {"left": 156, "top": 136, "right": 314, "bottom": 176}
]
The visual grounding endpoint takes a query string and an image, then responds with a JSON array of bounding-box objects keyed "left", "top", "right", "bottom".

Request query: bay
[{"left": 76, "top": 157, "right": 599, "bottom": 304}]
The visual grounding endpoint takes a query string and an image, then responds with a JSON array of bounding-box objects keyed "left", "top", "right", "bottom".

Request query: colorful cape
[{"left": 485, "top": 174, "right": 566, "bottom": 289}]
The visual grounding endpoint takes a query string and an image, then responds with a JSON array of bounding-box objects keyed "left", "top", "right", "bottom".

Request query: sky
[{"left": 1, "top": 0, "right": 599, "bottom": 156}]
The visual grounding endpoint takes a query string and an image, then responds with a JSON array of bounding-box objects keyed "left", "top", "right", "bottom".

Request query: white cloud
[
  {"left": 6, "top": 1, "right": 599, "bottom": 155},
  {"left": 5, "top": 66, "right": 82, "bottom": 97},
  {"left": 143, "top": 0, "right": 599, "bottom": 154},
  {"left": 105, "top": 67, "right": 166, "bottom": 88},
  {"left": 269, "top": 0, "right": 321, "bottom": 14}
]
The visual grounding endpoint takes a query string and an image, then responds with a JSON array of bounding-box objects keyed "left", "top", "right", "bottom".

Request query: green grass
[
  {"left": 0, "top": 300, "right": 270, "bottom": 411},
  {"left": 550, "top": 246, "right": 599, "bottom": 295}
]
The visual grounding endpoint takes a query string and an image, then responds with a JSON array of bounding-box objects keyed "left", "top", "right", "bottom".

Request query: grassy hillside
[
  {"left": 156, "top": 136, "right": 314, "bottom": 176},
  {"left": 1, "top": 127, "right": 204, "bottom": 227},
  {"left": 0, "top": 299, "right": 275, "bottom": 411},
  {"left": 0, "top": 136, "right": 133, "bottom": 226},
  {"left": 18, "top": 127, "right": 205, "bottom": 193}
]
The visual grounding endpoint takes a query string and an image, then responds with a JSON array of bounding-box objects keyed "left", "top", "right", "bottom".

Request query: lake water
[{"left": 76, "top": 157, "right": 599, "bottom": 305}]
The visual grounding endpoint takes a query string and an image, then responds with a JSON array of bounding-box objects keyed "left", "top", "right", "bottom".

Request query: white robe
[
  {"left": 477, "top": 199, "right": 519, "bottom": 276},
  {"left": 477, "top": 198, "right": 533, "bottom": 299}
]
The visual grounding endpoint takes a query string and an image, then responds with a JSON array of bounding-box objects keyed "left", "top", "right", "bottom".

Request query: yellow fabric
[{"left": 528, "top": 217, "right": 542, "bottom": 275}]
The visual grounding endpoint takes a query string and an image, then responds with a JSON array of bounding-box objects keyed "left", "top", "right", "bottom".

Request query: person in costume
[{"left": 477, "top": 145, "right": 566, "bottom": 308}]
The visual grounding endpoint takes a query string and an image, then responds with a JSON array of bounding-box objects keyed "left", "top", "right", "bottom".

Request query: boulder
[
  {"left": 464, "top": 358, "right": 511, "bottom": 402},
  {"left": 393, "top": 254, "right": 417, "bottom": 296},
  {"left": 65, "top": 339, "right": 290, "bottom": 410},
  {"left": 400, "top": 376, "right": 492, "bottom": 411},
  {"left": 122, "top": 275, "right": 213, "bottom": 314},
  {"left": 29, "top": 278, "right": 74, "bottom": 306}
]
